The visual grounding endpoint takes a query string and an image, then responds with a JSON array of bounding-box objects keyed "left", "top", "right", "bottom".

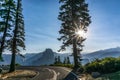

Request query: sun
[{"left": 75, "top": 30, "right": 87, "bottom": 38}]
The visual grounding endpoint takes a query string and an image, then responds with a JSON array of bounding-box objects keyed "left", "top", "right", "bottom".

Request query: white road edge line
[
  {"left": 45, "top": 68, "right": 58, "bottom": 80},
  {"left": 31, "top": 71, "right": 40, "bottom": 80}
]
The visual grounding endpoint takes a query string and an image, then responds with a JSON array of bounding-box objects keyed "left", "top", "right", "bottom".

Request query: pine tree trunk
[
  {"left": 71, "top": 0, "right": 79, "bottom": 69},
  {"left": 0, "top": 3, "right": 11, "bottom": 61},
  {"left": 9, "top": 0, "right": 20, "bottom": 72},
  {"left": 9, "top": 49, "right": 16, "bottom": 72},
  {"left": 9, "top": 34, "right": 16, "bottom": 72},
  {"left": 73, "top": 39, "right": 79, "bottom": 69}
]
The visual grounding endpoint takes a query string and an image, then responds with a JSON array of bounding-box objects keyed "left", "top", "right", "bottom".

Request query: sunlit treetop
[{"left": 58, "top": 0, "right": 91, "bottom": 51}]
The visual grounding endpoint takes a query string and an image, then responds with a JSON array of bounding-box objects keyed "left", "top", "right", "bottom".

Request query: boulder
[{"left": 91, "top": 72, "right": 100, "bottom": 78}]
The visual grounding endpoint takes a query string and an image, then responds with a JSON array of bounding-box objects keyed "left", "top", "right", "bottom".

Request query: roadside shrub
[
  {"left": 15, "top": 63, "right": 21, "bottom": 66},
  {"left": 84, "top": 57, "right": 120, "bottom": 74},
  {"left": 0, "top": 68, "right": 2, "bottom": 73}
]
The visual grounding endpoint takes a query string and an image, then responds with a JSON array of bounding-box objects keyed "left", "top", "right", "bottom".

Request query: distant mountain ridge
[
  {"left": 82, "top": 47, "right": 120, "bottom": 61},
  {"left": 0, "top": 47, "right": 120, "bottom": 66}
]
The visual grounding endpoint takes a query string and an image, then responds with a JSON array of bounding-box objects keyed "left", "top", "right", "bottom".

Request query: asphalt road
[{"left": 18, "top": 66, "right": 80, "bottom": 80}]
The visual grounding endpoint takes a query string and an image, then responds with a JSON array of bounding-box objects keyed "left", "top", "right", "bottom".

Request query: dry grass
[{"left": 0, "top": 70, "right": 37, "bottom": 80}]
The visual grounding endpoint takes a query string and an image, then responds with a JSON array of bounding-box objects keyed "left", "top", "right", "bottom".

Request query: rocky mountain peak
[{"left": 44, "top": 48, "right": 54, "bottom": 54}]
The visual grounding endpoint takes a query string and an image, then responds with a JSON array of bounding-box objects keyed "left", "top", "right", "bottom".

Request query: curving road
[{"left": 18, "top": 66, "right": 80, "bottom": 80}]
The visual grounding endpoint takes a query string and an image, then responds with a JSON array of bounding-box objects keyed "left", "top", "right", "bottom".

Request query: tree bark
[
  {"left": 9, "top": 0, "right": 20, "bottom": 72},
  {"left": 9, "top": 49, "right": 16, "bottom": 72},
  {"left": 73, "top": 39, "right": 79, "bottom": 69}
]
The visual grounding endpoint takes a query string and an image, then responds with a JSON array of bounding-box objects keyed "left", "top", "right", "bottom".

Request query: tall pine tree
[
  {"left": 58, "top": 56, "right": 62, "bottom": 64},
  {"left": 54, "top": 57, "right": 58, "bottom": 64},
  {"left": 58, "top": 0, "right": 91, "bottom": 68},
  {"left": 9, "top": 0, "right": 25, "bottom": 72},
  {"left": 0, "top": 0, "right": 16, "bottom": 61},
  {"left": 63, "top": 57, "right": 67, "bottom": 64},
  {"left": 67, "top": 57, "right": 71, "bottom": 64}
]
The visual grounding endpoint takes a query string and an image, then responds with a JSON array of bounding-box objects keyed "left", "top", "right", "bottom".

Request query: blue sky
[{"left": 22, "top": 0, "right": 120, "bottom": 54}]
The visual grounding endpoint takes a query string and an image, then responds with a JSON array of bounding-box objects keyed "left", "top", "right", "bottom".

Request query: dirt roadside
[{"left": 0, "top": 70, "right": 37, "bottom": 80}]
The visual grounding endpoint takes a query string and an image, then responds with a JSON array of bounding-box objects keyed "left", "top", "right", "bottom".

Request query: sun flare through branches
[{"left": 75, "top": 29, "right": 87, "bottom": 38}]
